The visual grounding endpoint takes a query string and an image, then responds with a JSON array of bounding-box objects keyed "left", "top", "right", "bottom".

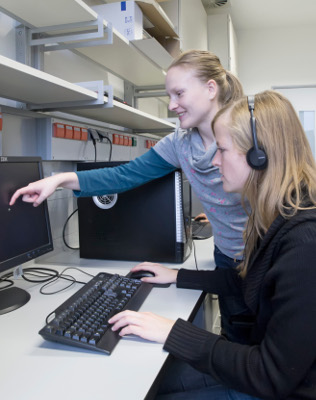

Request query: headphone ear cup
[{"left": 246, "top": 147, "right": 268, "bottom": 170}]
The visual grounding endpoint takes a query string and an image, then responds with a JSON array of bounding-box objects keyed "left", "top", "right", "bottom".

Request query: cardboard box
[
  {"left": 136, "top": 0, "right": 178, "bottom": 38},
  {"left": 135, "top": 0, "right": 180, "bottom": 58},
  {"left": 157, "top": 36, "right": 181, "bottom": 58},
  {"left": 92, "top": 1, "right": 143, "bottom": 41}
]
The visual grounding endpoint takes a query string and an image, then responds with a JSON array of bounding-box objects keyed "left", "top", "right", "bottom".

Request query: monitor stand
[{"left": 0, "top": 287, "right": 31, "bottom": 315}]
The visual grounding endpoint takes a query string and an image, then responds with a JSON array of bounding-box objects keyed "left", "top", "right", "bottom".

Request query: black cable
[
  {"left": 40, "top": 273, "right": 77, "bottom": 295},
  {"left": 39, "top": 267, "right": 94, "bottom": 296},
  {"left": 45, "top": 310, "right": 56, "bottom": 325},
  {"left": 93, "top": 141, "right": 97, "bottom": 162},
  {"left": 88, "top": 129, "right": 98, "bottom": 162},
  {"left": 21, "top": 266, "right": 91, "bottom": 286},
  {"left": 62, "top": 208, "right": 79, "bottom": 250},
  {"left": 21, "top": 266, "right": 94, "bottom": 295},
  {"left": 1, "top": 266, "right": 94, "bottom": 304},
  {"left": 61, "top": 128, "right": 111, "bottom": 250},
  {"left": 22, "top": 267, "right": 59, "bottom": 283},
  {"left": 192, "top": 239, "right": 199, "bottom": 271},
  {"left": 96, "top": 129, "right": 112, "bottom": 161},
  {"left": 0, "top": 278, "right": 14, "bottom": 290}
]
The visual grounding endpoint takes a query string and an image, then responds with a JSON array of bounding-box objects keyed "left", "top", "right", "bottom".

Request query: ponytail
[{"left": 222, "top": 71, "right": 244, "bottom": 105}]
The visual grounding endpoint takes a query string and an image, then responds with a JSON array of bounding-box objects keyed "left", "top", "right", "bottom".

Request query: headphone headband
[{"left": 247, "top": 95, "right": 255, "bottom": 111}]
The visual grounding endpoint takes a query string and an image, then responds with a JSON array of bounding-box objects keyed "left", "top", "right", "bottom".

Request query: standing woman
[
  {"left": 10, "top": 50, "right": 248, "bottom": 342},
  {"left": 110, "top": 90, "right": 316, "bottom": 399}
]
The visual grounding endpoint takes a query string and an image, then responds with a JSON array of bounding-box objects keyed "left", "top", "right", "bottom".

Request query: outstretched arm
[{"left": 9, "top": 172, "right": 79, "bottom": 207}]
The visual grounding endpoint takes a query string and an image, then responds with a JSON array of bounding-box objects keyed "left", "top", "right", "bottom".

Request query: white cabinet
[
  {"left": 207, "top": 13, "right": 238, "bottom": 75},
  {"left": 179, "top": 0, "right": 208, "bottom": 51}
]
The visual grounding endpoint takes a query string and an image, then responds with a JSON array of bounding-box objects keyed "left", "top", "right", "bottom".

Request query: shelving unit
[
  {"left": 0, "top": 0, "right": 178, "bottom": 132},
  {"left": 0, "top": 0, "right": 177, "bottom": 86},
  {"left": 0, "top": 55, "right": 175, "bottom": 131}
]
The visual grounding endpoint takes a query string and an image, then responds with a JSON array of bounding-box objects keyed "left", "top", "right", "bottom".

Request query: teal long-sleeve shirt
[{"left": 73, "top": 148, "right": 176, "bottom": 197}]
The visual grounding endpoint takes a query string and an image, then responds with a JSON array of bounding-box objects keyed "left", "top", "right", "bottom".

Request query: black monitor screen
[
  {"left": 0, "top": 157, "right": 53, "bottom": 314},
  {"left": 0, "top": 157, "right": 53, "bottom": 271}
]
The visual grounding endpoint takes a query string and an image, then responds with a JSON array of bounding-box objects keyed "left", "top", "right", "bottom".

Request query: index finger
[{"left": 9, "top": 188, "right": 26, "bottom": 205}]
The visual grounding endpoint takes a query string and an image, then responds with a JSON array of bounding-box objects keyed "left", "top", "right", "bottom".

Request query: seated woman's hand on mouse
[
  {"left": 130, "top": 262, "right": 178, "bottom": 284},
  {"left": 109, "top": 310, "right": 175, "bottom": 344},
  {"left": 110, "top": 263, "right": 178, "bottom": 343}
]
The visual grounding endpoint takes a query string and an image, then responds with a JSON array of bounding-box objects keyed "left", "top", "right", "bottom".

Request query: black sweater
[{"left": 164, "top": 209, "right": 316, "bottom": 399}]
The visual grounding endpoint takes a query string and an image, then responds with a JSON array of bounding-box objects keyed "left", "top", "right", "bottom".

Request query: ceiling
[{"left": 202, "top": 0, "right": 316, "bottom": 30}]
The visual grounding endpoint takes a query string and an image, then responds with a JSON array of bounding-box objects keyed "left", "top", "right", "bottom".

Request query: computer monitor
[{"left": 0, "top": 156, "right": 53, "bottom": 315}]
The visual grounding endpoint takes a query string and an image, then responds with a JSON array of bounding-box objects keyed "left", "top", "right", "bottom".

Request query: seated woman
[{"left": 109, "top": 90, "right": 316, "bottom": 399}]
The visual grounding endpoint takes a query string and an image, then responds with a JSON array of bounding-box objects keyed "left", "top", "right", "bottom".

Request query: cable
[
  {"left": 192, "top": 239, "right": 199, "bottom": 271},
  {"left": 96, "top": 129, "right": 112, "bottom": 161},
  {"left": 21, "top": 266, "right": 94, "bottom": 296},
  {"left": 39, "top": 267, "right": 94, "bottom": 296},
  {"left": 0, "top": 277, "right": 14, "bottom": 290},
  {"left": 22, "top": 267, "right": 59, "bottom": 283},
  {"left": 1, "top": 265, "right": 95, "bottom": 309},
  {"left": 93, "top": 142, "right": 97, "bottom": 162},
  {"left": 40, "top": 272, "right": 77, "bottom": 295},
  {"left": 60, "top": 128, "right": 113, "bottom": 250},
  {"left": 88, "top": 128, "right": 98, "bottom": 162},
  {"left": 62, "top": 208, "right": 79, "bottom": 250}
]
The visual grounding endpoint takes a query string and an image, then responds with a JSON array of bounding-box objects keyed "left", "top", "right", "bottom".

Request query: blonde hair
[
  {"left": 212, "top": 90, "right": 316, "bottom": 276},
  {"left": 169, "top": 50, "right": 244, "bottom": 106}
]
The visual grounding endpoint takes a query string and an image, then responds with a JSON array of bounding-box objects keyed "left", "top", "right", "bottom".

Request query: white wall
[
  {"left": 207, "top": 13, "right": 238, "bottom": 75},
  {"left": 237, "top": 25, "right": 316, "bottom": 94}
]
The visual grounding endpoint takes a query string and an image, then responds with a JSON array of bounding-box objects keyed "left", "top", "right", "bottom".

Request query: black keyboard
[{"left": 39, "top": 272, "right": 152, "bottom": 355}]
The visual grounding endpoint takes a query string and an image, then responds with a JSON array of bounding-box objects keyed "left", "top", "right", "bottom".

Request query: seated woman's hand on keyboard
[{"left": 109, "top": 310, "right": 175, "bottom": 344}]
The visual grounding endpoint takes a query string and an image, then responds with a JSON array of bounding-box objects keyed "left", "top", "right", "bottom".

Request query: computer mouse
[{"left": 129, "top": 270, "right": 155, "bottom": 280}]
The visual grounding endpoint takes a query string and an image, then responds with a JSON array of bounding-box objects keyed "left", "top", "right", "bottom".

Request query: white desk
[{"left": 0, "top": 238, "right": 214, "bottom": 400}]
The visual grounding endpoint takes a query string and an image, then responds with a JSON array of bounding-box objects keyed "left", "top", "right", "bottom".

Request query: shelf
[
  {"left": 0, "top": 54, "right": 175, "bottom": 131},
  {"left": 131, "top": 37, "right": 173, "bottom": 71},
  {"left": 0, "top": 0, "right": 95, "bottom": 27},
  {"left": 0, "top": 0, "right": 174, "bottom": 86},
  {"left": 67, "top": 98, "right": 175, "bottom": 131},
  {"left": 76, "top": 31, "right": 169, "bottom": 86},
  {"left": 0, "top": 54, "right": 98, "bottom": 105}
]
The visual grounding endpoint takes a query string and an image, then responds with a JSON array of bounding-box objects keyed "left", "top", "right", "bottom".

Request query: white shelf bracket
[
  {"left": 27, "top": 81, "right": 113, "bottom": 111},
  {"left": 28, "top": 17, "right": 113, "bottom": 51},
  {"left": 76, "top": 81, "right": 113, "bottom": 109}
]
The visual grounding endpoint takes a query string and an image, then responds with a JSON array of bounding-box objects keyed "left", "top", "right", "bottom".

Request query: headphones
[{"left": 246, "top": 96, "right": 268, "bottom": 170}]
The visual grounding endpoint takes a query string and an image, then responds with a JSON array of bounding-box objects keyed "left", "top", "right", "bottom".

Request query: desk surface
[{"left": 0, "top": 238, "right": 214, "bottom": 400}]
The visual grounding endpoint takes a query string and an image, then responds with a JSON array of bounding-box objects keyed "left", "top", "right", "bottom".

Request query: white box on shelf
[{"left": 92, "top": 1, "right": 143, "bottom": 41}]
